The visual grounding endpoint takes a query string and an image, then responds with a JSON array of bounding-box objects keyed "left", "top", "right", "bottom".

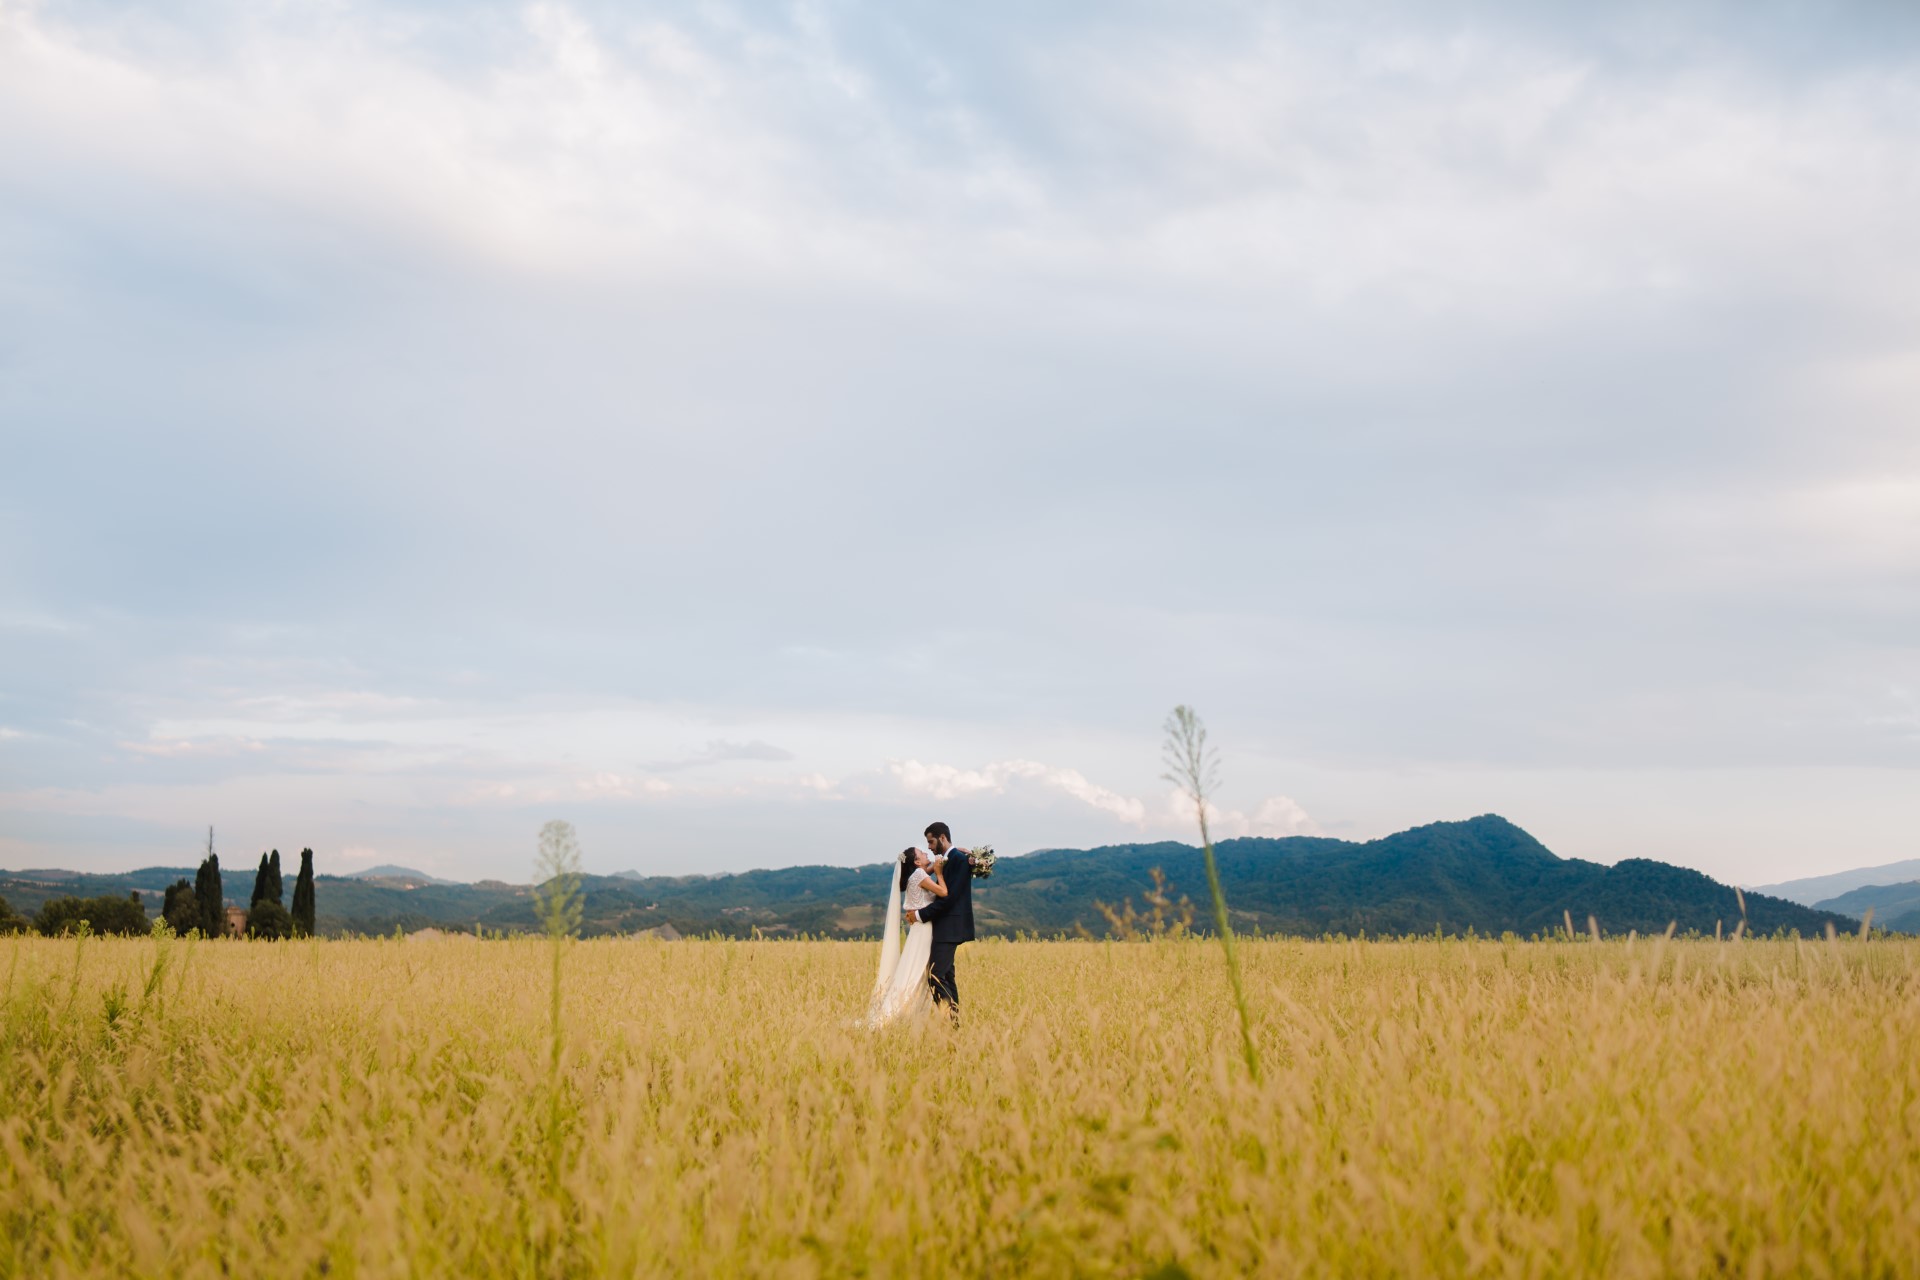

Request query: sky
[{"left": 2, "top": 0, "right": 1916, "bottom": 885}]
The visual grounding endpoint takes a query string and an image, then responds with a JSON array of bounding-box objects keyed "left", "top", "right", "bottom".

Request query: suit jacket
[{"left": 917, "top": 848, "right": 975, "bottom": 944}]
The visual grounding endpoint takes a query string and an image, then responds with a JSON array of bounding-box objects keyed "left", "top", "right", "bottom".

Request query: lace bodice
[{"left": 903, "top": 868, "right": 936, "bottom": 912}]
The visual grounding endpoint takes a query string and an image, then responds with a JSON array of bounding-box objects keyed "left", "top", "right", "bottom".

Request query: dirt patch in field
[{"left": 835, "top": 905, "right": 875, "bottom": 931}]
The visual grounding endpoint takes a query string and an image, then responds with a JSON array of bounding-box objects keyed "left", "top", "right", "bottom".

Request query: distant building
[{"left": 223, "top": 904, "right": 246, "bottom": 937}]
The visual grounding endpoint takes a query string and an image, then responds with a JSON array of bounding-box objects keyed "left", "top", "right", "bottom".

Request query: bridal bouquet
[{"left": 966, "top": 844, "right": 996, "bottom": 878}]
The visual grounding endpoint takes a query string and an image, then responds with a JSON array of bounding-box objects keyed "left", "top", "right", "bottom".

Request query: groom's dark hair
[{"left": 924, "top": 821, "right": 951, "bottom": 842}]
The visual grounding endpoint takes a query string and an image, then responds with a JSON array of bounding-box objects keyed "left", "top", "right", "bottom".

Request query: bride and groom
[{"left": 867, "top": 822, "right": 974, "bottom": 1027}]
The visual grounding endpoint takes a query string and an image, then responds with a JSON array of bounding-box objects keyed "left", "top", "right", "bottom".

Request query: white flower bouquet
[{"left": 966, "top": 844, "right": 996, "bottom": 878}]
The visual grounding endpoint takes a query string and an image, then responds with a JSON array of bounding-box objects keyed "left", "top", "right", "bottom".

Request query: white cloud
[
  {"left": 887, "top": 758, "right": 1148, "bottom": 825},
  {"left": 461, "top": 771, "right": 676, "bottom": 803},
  {"left": 1251, "top": 795, "right": 1316, "bottom": 836},
  {"left": 4, "top": 1, "right": 1919, "bottom": 881},
  {"left": 0, "top": 0, "right": 954, "bottom": 281},
  {"left": 10, "top": 0, "right": 1914, "bottom": 312},
  {"left": 644, "top": 739, "right": 796, "bottom": 772},
  {"left": 886, "top": 758, "right": 1316, "bottom": 838},
  {"left": 1790, "top": 476, "right": 1920, "bottom": 571},
  {"left": 118, "top": 736, "right": 267, "bottom": 758},
  {"left": 1157, "top": 789, "right": 1318, "bottom": 840}
]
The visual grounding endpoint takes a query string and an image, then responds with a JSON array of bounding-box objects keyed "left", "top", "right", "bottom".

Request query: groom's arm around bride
[{"left": 910, "top": 848, "right": 969, "bottom": 928}]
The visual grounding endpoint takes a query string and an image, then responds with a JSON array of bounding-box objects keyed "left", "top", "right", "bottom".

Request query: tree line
[{"left": 0, "top": 844, "right": 318, "bottom": 939}]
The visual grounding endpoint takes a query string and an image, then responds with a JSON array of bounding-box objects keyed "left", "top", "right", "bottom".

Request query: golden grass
[{"left": 4, "top": 933, "right": 1919, "bottom": 1277}]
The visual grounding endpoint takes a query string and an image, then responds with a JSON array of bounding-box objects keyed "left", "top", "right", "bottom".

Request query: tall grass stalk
[
  {"left": 533, "top": 819, "right": 584, "bottom": 1200},
  {"left": 1162, "top": 705, "right": 1260, "bottom": 1081}
]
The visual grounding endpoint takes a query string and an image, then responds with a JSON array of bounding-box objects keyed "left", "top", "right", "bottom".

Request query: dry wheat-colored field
[{"left": 3, "top": 932, "right": 1918, "bottom": 1278}]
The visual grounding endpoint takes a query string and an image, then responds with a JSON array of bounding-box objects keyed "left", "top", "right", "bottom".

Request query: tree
[
  {"left": 291, "top": 848, "right": 316, "bottom": 938},
  {"left": 246, "top": 899, "right": 292, "bottom": 940},
  {"left": 252, "top": 850, "right": 285, "bottom": 906},
  {"left": 162, "top": 879, "right": 200, "bottom": 935},
  {"left": 34, "top": 898, "right": 80, "bottom": 936},
  {"left": 195, "top": 836, "right": 224, "bottom": 938},
  {"left": 36, "top": 893, "right": 149, "bottom": 937},
  {"left": 0, "top": 895, "right": 29, "bottom": 935}
]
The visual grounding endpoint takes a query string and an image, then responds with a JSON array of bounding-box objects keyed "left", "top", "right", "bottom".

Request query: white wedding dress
[{"left": 866, "top": 866, "right": 935, "bottom": 1027}]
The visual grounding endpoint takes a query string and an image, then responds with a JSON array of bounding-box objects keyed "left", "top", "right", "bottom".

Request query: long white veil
[{"left": 870, "top": 860, "right": 903, "bottom": 1004}]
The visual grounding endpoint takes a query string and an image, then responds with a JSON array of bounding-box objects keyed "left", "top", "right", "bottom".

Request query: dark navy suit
[{"left": 914, "top": 848, "right": 974, "bottom": 1010}]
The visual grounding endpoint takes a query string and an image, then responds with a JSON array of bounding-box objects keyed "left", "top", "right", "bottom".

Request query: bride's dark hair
[{"left": 899, "top": 848, "right": 919, "bottom": 892}]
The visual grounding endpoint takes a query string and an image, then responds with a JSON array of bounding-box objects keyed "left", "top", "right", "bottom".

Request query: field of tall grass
[{"left": 3, "top": 932, "right": 1917, "bottom": 1277}]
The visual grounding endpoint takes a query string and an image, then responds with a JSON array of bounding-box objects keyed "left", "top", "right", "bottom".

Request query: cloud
[
  {"left": 118, "top": 736, "right": 268, "bottom": 759},
  {"left": 1251, "top": 795, "right": 1315, "bottom": 837},
  {"left": 1158, "top": 789, "right": 1319, "bottom": 840},
  {"left": 455, "top": 770, "right": 677, "bottom": 804},
  {"left": 643, "top": 740, "right": 796, "bottom": 772},
  {"left": 573, "top": 772, "right": 674, "bottom": 799},
  {"left": 3, "top": 0, "right": 1918, "bottom": 880},
  {"left": 887, "top": 758, "right": 1148, "bottom": 825},
  {"left": 885, "top": 758, "right": 1316, "bottom": 838}
]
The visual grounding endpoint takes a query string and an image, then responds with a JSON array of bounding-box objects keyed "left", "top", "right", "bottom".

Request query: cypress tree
[
  {"left": 251, "top": 852, "right": 273, "bottom": 906},
  {"left": 291, "top": 848, "right": 316, "bottom": 938},
  {"left": 195, "top": 853, "right": 223, "bottom": 936},
  {"left": 268, "top": 849, "right": 283, "bottom": 904}
]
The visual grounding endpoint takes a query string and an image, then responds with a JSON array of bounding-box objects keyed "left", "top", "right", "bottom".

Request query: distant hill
[
  {"left": 348, "top": 866, "right": 461, "bottom": 886},
  {"left": 977, "top": 815, "right": 1852, "bottom": 939},
  {"left": 0, "top": 867, "right": 194, "bottom": 918},
  {"left": 1, "top": 815, "right": 1858, "bottom": 939},
  {"left": 1813, "top": 882, "right": 1920, "bottom": 935},
  {"left": 1753, "top": 858, "right": 1920, "bottom": 907}
]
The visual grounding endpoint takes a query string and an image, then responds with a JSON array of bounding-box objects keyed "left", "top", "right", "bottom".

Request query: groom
[{"left": 906, "top": 821, "right": 972, "bottom": 1018}]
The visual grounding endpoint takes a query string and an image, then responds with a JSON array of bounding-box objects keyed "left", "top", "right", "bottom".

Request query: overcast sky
[{"left": 2, "top": 0, "right": 1916, "bottom": 885}]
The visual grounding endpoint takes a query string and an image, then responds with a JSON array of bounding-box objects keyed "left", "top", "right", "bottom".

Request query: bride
[{"left": 866, "top": 847, "right": 947, "bottom": 1027}]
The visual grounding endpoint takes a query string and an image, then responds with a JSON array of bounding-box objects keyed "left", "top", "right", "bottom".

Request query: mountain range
[
  {"left": 1750, "top": 859, "right": 1920, "bottom": 907},
  {"left": 1802, "top": 882, "right": 1920, "bottom": 935},
  {"left": 0, "top": 815, "right": 1867, "bottom": 939}
]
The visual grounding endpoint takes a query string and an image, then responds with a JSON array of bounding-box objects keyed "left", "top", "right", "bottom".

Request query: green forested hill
[
  {"left": 0, "top": 868, "right": 191, "bottom": 922},
  {"left": 1, "top": 815, "right": 1857, "bottom": 939},
  {"left": 1812, "top": 882, "right": 1920, "bottom": 934},
  {"left": 982, "top": 816, "right": 1851, "bottom": 938}
]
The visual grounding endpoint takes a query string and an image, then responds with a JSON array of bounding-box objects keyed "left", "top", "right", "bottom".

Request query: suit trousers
[{"left": 928, "top": 941, "right": 959, "bottom": 1010}]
